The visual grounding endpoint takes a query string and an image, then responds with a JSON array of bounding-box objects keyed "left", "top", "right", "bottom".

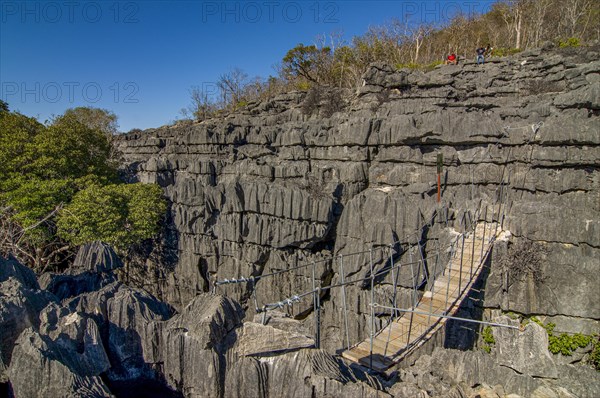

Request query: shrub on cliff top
[{"left": 558, "top": 37, "right": 581, "bottom": 48}]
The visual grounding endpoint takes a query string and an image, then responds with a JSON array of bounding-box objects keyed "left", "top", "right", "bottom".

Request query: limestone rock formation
[
  {"left": 224, "top": 349, "right": 387, "bottom": 398},
  {"left": 0, "top": 255, "right": 40, "bottom": 288},
  {"left": 412, "top": 346, "right": 600, "bottom": 398},
  {"left": 39, "top": 241, "right": 122, "bottom": 300},
  {"left": 8, "top": 328, "right": 113, "bottom": 398},
  {"left": 145, "top": 293, "right": 243, "bottom": 397},
  {"left": 0, "top": 257, "right": 56, "bottom": 383},
  {"left": 71, "top": 241, "right": 124, "bottom": 274},
  {"left": 38, "top": 304, "right": 111, "bottom": 376},
  {"left": 491, "top": 316, "right": 558, "bottom": 378},
  {"left": 2, "top": 245, "right": 176, "bottom": 397},
  {"left": 2, "top": 241, "right": 598, "bottom": 397},
  {"left": 103, "top": 283, "right": 173, "bottom": 381},
  {"left": 232, "top": 318, "right": 315, "bottom": 357},
  {"left": 116, "top": 46, "right": 600, "bottom": 363}
]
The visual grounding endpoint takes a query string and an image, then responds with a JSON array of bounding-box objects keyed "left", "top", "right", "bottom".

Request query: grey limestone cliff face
[
  {"left": 116, "top": 46, "right": 600, "bottom": 358},
  {"left": 39, "top": 242, "right": 123, "bottom": 300},
  {"left": 0, "top": 257, "right": 57, "bottom": 383},
  {"left": 2, "top": 244, "right": 176, "bottom": 397},
  {"left": 1, "top": 253, "right": 115, "bottom": 397},
  {"left": 8, "top": 328, "right": 113, "bottom": 398}
]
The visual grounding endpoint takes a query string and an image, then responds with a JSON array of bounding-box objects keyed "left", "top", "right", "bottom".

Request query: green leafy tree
[
  {"left": 1, "top": 112, "right": 115, "bottom": 231},
  {"left": 57, "top": 183, "right": 166, "bottom": 251},
  {"left": 59, "top": 106, "right": 121, "bottom": 161},
  {"left": 61, "top": 106, "right": 119, "bottom": 135},
  {"left": 33, "top": 113, "right": 116, "bottom": 181},
  {"left": 0, "top": 108, "right": 165, "bottom": 271},
  {"left": 0, "top": 112, "right": 43, "bottom": 191},
  {"left": 282, "top": 44, "right": 332, "bottom": 85},
  {"left": 182, "top": 86, "right": 218, "bottom": 121}
]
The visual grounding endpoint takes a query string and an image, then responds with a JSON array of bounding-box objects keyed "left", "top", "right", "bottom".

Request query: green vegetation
[
  {"left": 549, "top": 332, "right": 592, "bottom": 356},
  {"left": 184, "top": 0, "right": 599, "bottom": 119},
  {"left": 282, "top": 44, "right": 332, "bottom": 84},
  {"left": 504, "top": 311, "right": 521, "bottom": 320},
  {"left": 558, "top": 37, "right": 582, "bottom": 47},
  {"left": 539, "top": 320, "right": 592, "bottom": 356},
  {"left": 396, "top": 62, "right": 422, "bottom": 70},
  {"left": 235, "top": 100, "right": 249, "bottom": 109},
  {"left": 481, "top": 326, "right": 496, "bottom": 353},
  {"left": 0, "top": 105, "right": 166, "bottom": 271},
  {"left": 57, "top": 183, "right": 166, "bottom": 251},
  {"left": 590, "top": 337, "right": 600, "bottom": 371},
  {"left": 62, "top": 106, "right": 119, "bottom": 136},
  {"left": 528, "top": 317, "right": 599, "bottom": 370}
]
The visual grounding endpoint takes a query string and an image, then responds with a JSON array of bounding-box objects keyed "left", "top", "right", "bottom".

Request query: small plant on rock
[
  {"left": 589, "top": 335, "right": 600, "bottom": 371},
  {"left": 481, "top": 326, "right": 495, "bottom": 353},
  {"left": 529, "top": 317, "right": 598, "bottom": 368},
  {"left": 548, "top": 330, "right": 592, "bottom": 356}
]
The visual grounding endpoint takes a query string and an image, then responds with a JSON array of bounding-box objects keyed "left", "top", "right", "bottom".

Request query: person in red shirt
[{"left": 445, "top": 53, "right": 458, "bottom": 65}]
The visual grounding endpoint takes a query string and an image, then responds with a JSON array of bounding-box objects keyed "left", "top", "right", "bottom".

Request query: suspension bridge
[
  {"left": 212, "top": 200, "right": 516, "bottom": 373},
  {"left": 211, "top": 122, "right": 542, "bottom": 373},
  {"left": 340, "top": 215, "right": 505, "bottom": 371}
]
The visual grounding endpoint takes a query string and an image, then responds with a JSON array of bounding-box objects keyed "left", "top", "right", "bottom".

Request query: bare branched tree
[
  {"left": 498, "top": 238, "right": 548, "bottom": 288},
  {"left": 181, "top": 86, "right": 218, "bottom": 121},
  {"left": 217, "top": 67, "right": 249, "bottom": 108},
  {"left": 0, "top": 205, "right": 75, "bottom": 272},
  {"left": 527, "top": 0, "right": 553, "bottom": 46}
]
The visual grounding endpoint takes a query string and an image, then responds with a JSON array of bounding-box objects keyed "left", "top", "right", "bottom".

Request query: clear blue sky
[{"left": 1, "top": 0, "right": 496, "bottom": 132}]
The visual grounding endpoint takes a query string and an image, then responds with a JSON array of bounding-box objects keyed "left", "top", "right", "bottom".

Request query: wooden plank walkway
[{"left": 341, "top": 221, "right": 499, "bottom": 372}]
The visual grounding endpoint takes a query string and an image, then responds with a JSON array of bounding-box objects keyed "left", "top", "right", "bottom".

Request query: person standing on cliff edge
[{"left": 476, "top": 46, "right": 486, "bottom": 64}]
